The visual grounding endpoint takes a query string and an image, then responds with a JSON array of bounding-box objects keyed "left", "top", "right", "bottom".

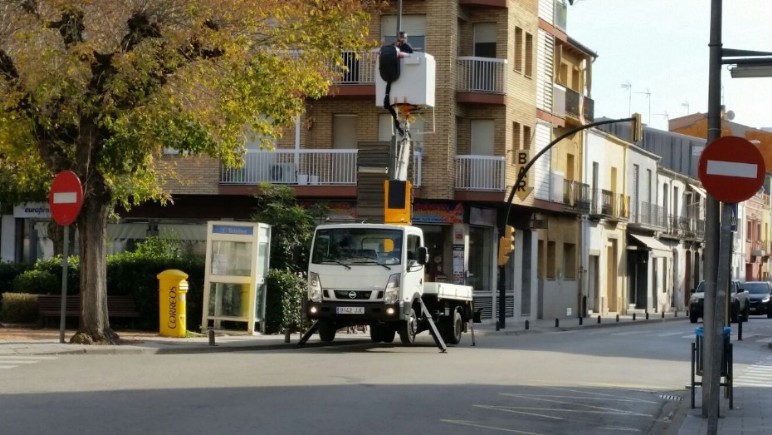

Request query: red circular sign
[
  {"left": 698, "top": 136, "right": 765, "bottom": 204},
  {"left": 48, "top": 170, "right": 83, "bottom": 226}
]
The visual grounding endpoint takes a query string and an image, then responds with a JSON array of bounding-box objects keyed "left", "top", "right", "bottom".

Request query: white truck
[{"left": 302, "top": 223, "right": 475, "bottom": 348}]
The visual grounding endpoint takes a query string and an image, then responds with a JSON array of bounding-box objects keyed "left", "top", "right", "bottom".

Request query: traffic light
[
  {"left": 497, "top": 225, "right": 516, "bottom": 266},
  {"left": 631, "top": 112, "right": 643, "bottom": 142}
]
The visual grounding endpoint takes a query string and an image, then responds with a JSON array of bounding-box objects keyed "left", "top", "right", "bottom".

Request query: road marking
[
  {"left": 0, "top": 356, "right": 57, "bottom": 370},
  {"left": 706, "top": 160, "right": 758, "bottom": 178},
  {"left": 735, "top": 356, "right": 772, "bottom": 387},
  {"left": 474, "top": 404, "right": 562, "bottom": 420},
  {"left": 441, "top": 419, "right": 543, "bottom": 434}
]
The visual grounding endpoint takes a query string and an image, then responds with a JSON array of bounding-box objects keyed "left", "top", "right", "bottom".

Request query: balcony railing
[
  {"left": 329, "top": 50, "right": 378, "bottom": 85},
  {"left": 220, "top": 149, "right": 425, "bottom": 187},
  {"left": 589, "top": 189, "right": 615, "bottom": 216},
  {"left": 457, "top": 57, "right": 507, "bottom": 94},
  {"left": 455, "top": 155, "right": 505, "bottom": 191},
  {"left": 564, "top": 87, "right": 594, "bottom": 123},
  {"left": 562, "top": 179, "right": 590, "bottom": 211}
]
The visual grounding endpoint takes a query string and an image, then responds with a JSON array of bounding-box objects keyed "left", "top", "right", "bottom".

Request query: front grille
[{"left": 332, "top": 290, "right": 372, "bottom": 300}]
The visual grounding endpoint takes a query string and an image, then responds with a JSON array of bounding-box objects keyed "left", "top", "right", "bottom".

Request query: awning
[
  {"left": 689, "top": 184, "right": 707, "bottom": 198},
  {"left": 629, "top": 234, "right": 672, "bottom": 257}
]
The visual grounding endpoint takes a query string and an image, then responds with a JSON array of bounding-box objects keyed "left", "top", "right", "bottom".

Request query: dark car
[
  {"left": 689, "top": 280, "right": 749, "bottom": 324},
  {"left": 742, "top": 281, "right": 772, "bottom": 317}
]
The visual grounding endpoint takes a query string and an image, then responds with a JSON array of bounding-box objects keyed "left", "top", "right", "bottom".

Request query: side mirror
[{"left": 417, "top": 246, "right": 428, "bottom": 265}]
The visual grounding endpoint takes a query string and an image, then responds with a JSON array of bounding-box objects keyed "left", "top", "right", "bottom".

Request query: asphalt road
[{"left": 1, "top": 317, "right": 770, "bottom": 434}]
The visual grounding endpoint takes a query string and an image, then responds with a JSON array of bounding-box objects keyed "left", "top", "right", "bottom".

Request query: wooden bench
[{"left": 38, "top": 294, "right": 139, "bottom": 327}]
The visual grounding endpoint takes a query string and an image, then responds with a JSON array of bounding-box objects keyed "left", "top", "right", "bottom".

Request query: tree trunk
[{"left": 71, "top": 193, "right": 118, "bottom": 344}]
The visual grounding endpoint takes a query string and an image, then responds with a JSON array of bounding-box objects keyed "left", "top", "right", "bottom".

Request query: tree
[
  {"left": 252, "top": 183, "right": 326, "bottom": 272},
  {"left": 0, "top": 0, "right": 382, "bottom": 343}
]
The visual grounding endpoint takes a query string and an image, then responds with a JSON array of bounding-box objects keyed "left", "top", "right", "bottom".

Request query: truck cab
[
  {"left": 305, "top": 223, "right": 472, "bottom": 346},
  {"left": 306, "top": 223, "right": 427, "bottom": 343}
]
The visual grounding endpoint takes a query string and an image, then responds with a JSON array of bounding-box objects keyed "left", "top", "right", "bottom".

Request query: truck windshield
[{"left": 311, "top": 228, "right": 403, "bottom": 266}]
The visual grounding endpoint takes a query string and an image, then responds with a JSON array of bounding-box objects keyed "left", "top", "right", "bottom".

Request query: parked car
[
  {"left": 742, "top": 281, "right": 772, "bottom": 317},
  {"left": 689, "top": 280, "right": 750, "bottom": 324}
]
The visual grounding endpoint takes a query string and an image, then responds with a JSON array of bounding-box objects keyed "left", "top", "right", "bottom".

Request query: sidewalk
[{"left": 2, "top": 313, "right": 769, "bottom": 435}]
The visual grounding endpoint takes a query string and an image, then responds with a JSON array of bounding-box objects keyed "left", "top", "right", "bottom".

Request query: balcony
[
  {"left": 455, "top": 155, "right": 506, "bottom": 191},
  {"left": 326, "top": 50, "right": 378, "bottom": 98},
  {"left": 751, "top": 240, "right": 766, "bottom": 257},
  {"left": 456, "top": 57, "right": 507, "bottom": 103},
  {"left": 633, "top": 202, "right": 667, "bottom": 229},
  {"left": 562, "top": 179, "right": 591, "bottom": 211},
  {"left": 589, "top": 189, "right": 614, "bottom": 217},
  {"left": 564, "top": 87, "right": 595, "bottom": 124},
  {"left": 552, "top": 84, "right": 566, "bottom": 118},
  {"left": 220, "top": 149, "right": 425, "bottom": 188}
]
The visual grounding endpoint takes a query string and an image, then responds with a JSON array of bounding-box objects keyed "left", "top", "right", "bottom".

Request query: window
[
  {"left": 380, "top": 16, "right": 426, "bottom": 52},
  {"left": 547, "top": 241, "right": 556, "bottom": 279},
  {"left": 514, "top": 27, "right": 523, "bottom": 73},
  {"left": 471, "top": 120, "right": 495, "bottom": 156},
  {"left": 524, "top": 32, "right": 533, "bottom": 77},
  {"left": 523, "top": 125, "right": 532, "bottom": 150},
  {"left": 564, "top": 243, "right": 576, "bottom": 279},
  {"left": 333, "top": 114, "right": 357, "bottom": 149},
  {"left": 474, "top": 23, "right": 496, "bottom": 58},
  {"left": 512, "top": 122, "right": 521, "bottom": 163}
]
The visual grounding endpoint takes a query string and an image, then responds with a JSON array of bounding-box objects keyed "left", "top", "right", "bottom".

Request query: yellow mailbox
[{"left": 157, "top": 269, "right": 189, "bottom": 338}]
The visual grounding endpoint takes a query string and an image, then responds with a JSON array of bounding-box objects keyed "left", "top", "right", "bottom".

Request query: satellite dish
[{"left": 726, "top": 110, "right": 735, "bottom": 120}]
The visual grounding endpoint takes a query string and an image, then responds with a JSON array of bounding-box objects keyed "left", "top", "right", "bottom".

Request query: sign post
[
  {"left": 48, "top": 171, "right": 83, "bottom": 343},
  {"left": 698, "top": 135, "right": 764, "bottom": 423}
]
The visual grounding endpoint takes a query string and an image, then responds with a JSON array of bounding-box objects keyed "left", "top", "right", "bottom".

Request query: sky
[{"left": 568, "top": 0, "right": 772, "bottom": 132}]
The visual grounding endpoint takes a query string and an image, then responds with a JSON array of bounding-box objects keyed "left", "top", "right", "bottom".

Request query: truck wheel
[
  {"left": 369, "top": 324, "right": 383, "bottom": 343},
  {"left": 382, "top": 326, "right": 396, "bottom": 343},
  {"left": 318, "top": 321, "right": 336, "bottom": 342},
  {"left": 689, "top": 312, "right": 699, "bottom": 324},
  {"left": 399, "top": 308, "right": 417, "bottom": 345},
  {"left": 441, "top": 309, "right": 463, "bottom": 345}
]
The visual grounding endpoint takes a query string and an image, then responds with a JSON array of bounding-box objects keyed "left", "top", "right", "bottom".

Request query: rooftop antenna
[
  {"left": 681, "top": 101, "right": 690, "bottom": 114},
  {"left": 634, "top": 88, "right": 651, "bottom": 126},
  {"left": 621, "top": 81, "right": 632, "bottom": 116}
]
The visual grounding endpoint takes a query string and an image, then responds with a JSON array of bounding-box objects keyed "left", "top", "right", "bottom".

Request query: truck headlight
[
  {"left": 384, "top": 273, "right": 401, "bottom": 304},
  {"left": 689, "top": 295, "right": 698, "bottom": 304},
  {"left": 763, "top": 296, "right": 770, "bottom": 303},
  {"left": 308, "top": 272, "right": 322, "bottom": 302}
]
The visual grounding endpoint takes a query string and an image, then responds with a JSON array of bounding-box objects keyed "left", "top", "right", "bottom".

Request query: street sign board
[
  {"left": 698, "top": 136, "right": 765, "bottom": 204},
  {"left": 515, "top": 150, "right": 533, "bottom": 201},
  {"left": 48, "top": 170, "right": 83, "bottom": 226}
]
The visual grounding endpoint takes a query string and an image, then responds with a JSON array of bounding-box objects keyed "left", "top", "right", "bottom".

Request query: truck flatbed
[{"left": 422, "top": 282, "right": 473, "bottom": 301}]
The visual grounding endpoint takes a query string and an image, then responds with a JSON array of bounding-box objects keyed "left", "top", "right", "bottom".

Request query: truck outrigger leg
[
  {"left": 297, "top": 320, "right": 320, "bottom": 347},
  {"left": 420, "top": 298, "right": 447, "bottom": 353}
]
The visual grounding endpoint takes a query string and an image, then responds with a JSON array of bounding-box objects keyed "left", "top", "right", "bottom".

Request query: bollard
[
  {"left": 633, "top": 313, "right": 636, "bottom": 321},
  {"left": 645, "top": 311, "right": 649, "bottom": 320},
  {"left": 525, "top": 319, "right": 530, "bottom": 330},
  {"left": 555, "top": 318, "right": 559, "bottom": 328},
  {"left": 662, "top": 311, "right": 665, "bottom": 319},
  {"left": 597, "top": 315, "right": 601, "bottom": 324},
  {"left": 285, "top": 328, "right": 291, "bottom": 343},
  {"left": 579, "top": 316, "right": 583, "bottom": 326},
  {"left": 616, "top": 314, "right": 620, "bottom": 322},
  {"left": 675, "top": 309, "right": 678, "bottom": 318},
  {"left": 208, "top": 328, "right": 216, "bottom": 346},
  {"left": 738, "top": 319, "right": 743, "bottom": 341}
]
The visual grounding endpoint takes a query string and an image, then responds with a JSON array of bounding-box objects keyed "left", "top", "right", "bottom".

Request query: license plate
[{"left": 337, "top": 307, "right": 364, "bottom": 315}]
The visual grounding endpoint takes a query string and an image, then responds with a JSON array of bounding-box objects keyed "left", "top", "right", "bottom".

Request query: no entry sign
[
  {"left": 48, "top": 170, "right": 83, "bottom": 226},
  {"left": 698, "top": 136, "right": 765, "bottom": 204}
]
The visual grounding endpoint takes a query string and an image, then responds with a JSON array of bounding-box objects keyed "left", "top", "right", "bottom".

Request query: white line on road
[{"left": 441, "top": 419, "right": 543, "bottom": 434}]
